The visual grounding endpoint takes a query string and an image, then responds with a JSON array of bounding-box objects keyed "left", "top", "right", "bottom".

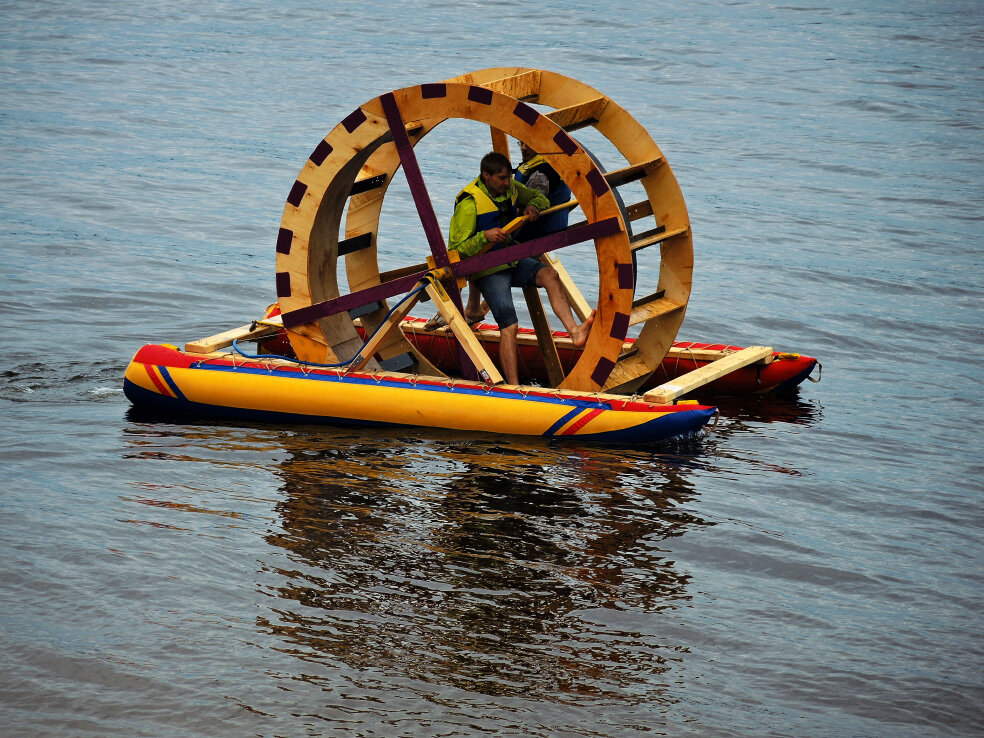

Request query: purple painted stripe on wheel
[
  {"left": 611, "top": 312, "right": 630, "bottom": 341},
  {"left": 286, "top": 180, "right": 307, "bottom": 207},
  {"left": 310, "top": 140, "right": 332, "bottom": 166},
  {"left": 276, "top": 228, "right": 293, "bottom": 254},
  {"left": 342, "top": 109, "right": 367, "bottom": 133},
  {"left": 421, "top": 83, "right": 446, "bottom": 98},
  {"left": 276, "top": 272, "right": 291, "bottom": 298},
  {"left": 513, "top": 102, "right": 539, "bottom": 125},
  {"left": 586, "top": 168, "right": 609, "bottom": 196},
  {"left": 467, "top": 86, "right": 493, "bottom": 105},
  {"left": 378, "top": 92, "right": 450, "bottom": 268},
  {"left": 591, "top": 357, "right": 616, "bottom": 387},
  {"left": 617, "top": 263, "right": 634, "bottom": 290},
  {"left": 553, "top": 130, "right": 578, "bottom": 156}
]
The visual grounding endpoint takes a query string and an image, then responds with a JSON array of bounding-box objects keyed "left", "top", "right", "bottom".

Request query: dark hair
[{"left": 480, "top": 151, "right": 511, "bottom": 176}]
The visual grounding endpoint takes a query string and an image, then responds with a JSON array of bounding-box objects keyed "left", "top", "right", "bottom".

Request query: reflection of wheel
[{"left": 275, "top": 68, "right": 693, "bottom": 393}]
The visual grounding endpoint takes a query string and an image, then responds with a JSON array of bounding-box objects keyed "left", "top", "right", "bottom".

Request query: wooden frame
[{"left": 274, "top": 69, "right": 694, "bottom": 392}]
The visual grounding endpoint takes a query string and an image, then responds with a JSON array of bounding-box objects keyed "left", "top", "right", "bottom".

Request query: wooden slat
[
  {"left": 643, "top": 346, "right": 773, "bottom": 404},
  {"left": 185, "top": 315, "right": 284, "bottom": 354},
  {"left": 629, "top": 297, "right": 684, "bottom": 327},
  {"left": 632, "top": 289, "right": 665, "bottom": 309},
  {"left": 522, "top": 285, "right": 566, "bottom": 387},
  {"left": 602, "top": 351, "right": 657, "bottom": 394},
  {"left": 478, "top": 69, "right": 541, "bottom": 101},
  {"left": 624, "top": 198, "right": 654, "bottom": 222},
  {"left": 545, "top": 96, "right": 609, "bottom": 132},
  {"left": 603, "top": 157, "right": 664, "bottom": 188},
  {"left": 630, "top": 225, "right": 689, "bottom": 252}
]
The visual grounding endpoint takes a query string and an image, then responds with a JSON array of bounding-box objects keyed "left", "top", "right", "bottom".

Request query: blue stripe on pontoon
[
  {"left": 158, "top": 366, "right": 186, "bottom": 401},
  {"left": 543, "top": 407, "right": 582, "bottom": 436}
]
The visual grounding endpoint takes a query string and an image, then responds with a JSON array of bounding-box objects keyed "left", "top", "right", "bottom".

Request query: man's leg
[
  {"left": 499, "top": 323, "right": 519, "bottom": 385},
  {"left": 535, "top": 266, "right": 595, "bottom": 347},
  {"left": 464, "top": 284, "right": 485, "bottom": 323},
  {"left": 475, "top": 269, "right": 520, "bottom": 385}
]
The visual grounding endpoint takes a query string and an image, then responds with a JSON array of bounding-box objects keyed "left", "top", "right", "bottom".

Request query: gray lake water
[{"left": 1, "top": 1, "right": 982, "bottom": 735}]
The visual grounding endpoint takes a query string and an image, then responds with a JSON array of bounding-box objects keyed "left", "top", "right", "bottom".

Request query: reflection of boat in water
[
  {"left": 255, "top": 427, "right": 712, "bottom": 698},
  {"left": 123, "top": 68, "right": 819, "bottom": 445}
]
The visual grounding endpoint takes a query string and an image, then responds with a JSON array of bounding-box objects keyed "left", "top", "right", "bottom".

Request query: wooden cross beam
[{"left": 280, "top": 217, "right": 621, "bottom": 329}]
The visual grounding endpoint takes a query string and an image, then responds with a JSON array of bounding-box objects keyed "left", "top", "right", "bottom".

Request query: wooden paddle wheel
[{"left": 273, "top": 68, "right": 697, "bottom": 393}]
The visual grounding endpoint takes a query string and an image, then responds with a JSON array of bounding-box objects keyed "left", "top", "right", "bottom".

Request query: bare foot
[
  {"left": 571, "top": 310, "right": 595, "bottom": 347},
  {"left": 464, "top": 310, "right": 486, "bottom": 325}
]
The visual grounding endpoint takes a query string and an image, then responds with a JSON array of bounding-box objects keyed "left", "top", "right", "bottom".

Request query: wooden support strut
[{"left": 522, "top": 285, "right": 566, "bottom": 387}]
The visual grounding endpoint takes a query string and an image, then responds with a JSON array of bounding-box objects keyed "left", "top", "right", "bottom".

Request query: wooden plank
[
  {"left": 630, "top": 225, "right": 689, "bottom": 252},
  {"left": 185, "top": 315, "right": 284, "bottom": 354},
  {"left": 629, "top": 297, "right": 684, "bottom": 327},
  {"left": 522, "top": 285, "right": 566, "bottom": 387},
  {"left": 424, "top": 280, "right": 503, "bottom": 385},
  {"left": 642, "top": 346, "right": 773, "bottom": 404},
  {"left": 545, "top": 97, "right": 609, "bottom": 132},
  {"left": 603, "top": 157, "right": 664, "bottom": 188}
]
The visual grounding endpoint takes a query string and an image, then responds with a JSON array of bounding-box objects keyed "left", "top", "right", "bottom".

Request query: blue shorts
[{"left": 475, "top": 258, "right": 545, "bottom": 329}]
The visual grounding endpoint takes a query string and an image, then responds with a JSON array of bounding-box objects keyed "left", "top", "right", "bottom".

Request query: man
[
  {"left": 512, "top": 140, "right": 573, "bottom": 241},
  {"left": 447, "top": 151, "right": 594, "bottom": 386}
]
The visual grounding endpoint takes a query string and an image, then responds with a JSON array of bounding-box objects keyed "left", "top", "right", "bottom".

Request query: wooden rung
[
  {"left": 546, "top": 96, "right": 609, "bottom": 132},
  {"left": 629, "top": 297, "right": 684, "bottom": 326},
  {"left": 630, "top": 225, "right": 689, "bottom": 252},
  {"left": 632, "top": 289, "right": 665, "bottom": 309},
  {"left": 185, "top": 314, "right": 284, "bottom": 354},
  {"left": 338, "top": 232, "right": 373, "bottom": 256},
  {"left": 477, "top": 69, "right": 542, "bottom": 102},
  {"left": 624, "top": 199, "right": 654, "bottom": 222},
  {"left": 603, "top": 157, "right": 664, "bottom": 189},
  {"left": 643, "top": 346, "right": 774, "bottom": 404},
  {"left": 349, "top": 174, "right": 386, "bottom": 196}
]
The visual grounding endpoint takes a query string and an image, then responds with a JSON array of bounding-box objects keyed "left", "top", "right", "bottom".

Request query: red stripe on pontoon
[
  {"left": 560, "top": 408, "right": 604, "bottom": 435},
  {"left": 143, "top": 364, "right": 176, "bottom": 398}
]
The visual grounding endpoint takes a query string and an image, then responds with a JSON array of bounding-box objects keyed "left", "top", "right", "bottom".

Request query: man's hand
[
  {"left": 524, "top": 204, "right": 540, "bottom": 221},
  {"left": 483, "top": 227, "right": 509, "bottom": 244}
]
